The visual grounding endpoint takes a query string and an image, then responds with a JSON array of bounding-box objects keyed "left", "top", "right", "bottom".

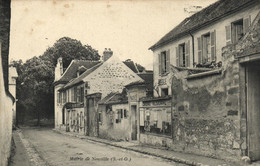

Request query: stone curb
[{"left": 52, "top": 129, "right": 206, "bottom": 166}]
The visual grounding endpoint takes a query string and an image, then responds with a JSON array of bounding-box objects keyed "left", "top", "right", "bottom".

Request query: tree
[
  {"left": 40, "top": 37, "right": 100, "bottom": 69},
  {"left": 14, "top": 37, "right": 100, "bottom": 126}
]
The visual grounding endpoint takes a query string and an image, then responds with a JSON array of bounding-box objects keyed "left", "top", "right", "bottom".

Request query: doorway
[
  {"left": 247, "top": 60, "right": 260, "bottom": 161},
  {"left": 131, "top": 105, "right": 137, "bottom": 140}
]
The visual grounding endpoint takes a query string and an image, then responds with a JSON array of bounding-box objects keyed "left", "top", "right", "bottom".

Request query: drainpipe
[{"left": 188, "top": 31, "right": 195, "bottom": 67}]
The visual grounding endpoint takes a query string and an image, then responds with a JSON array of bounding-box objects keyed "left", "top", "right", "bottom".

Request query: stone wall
[{"left": 170, "top": 52, "right": 241, "bottom": 160}]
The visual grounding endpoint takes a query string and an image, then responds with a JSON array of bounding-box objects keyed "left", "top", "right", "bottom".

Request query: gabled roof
[
  {"left": 54, "top": 60, "right": 100, "bottom": 84},
  {"left": 60, "top": 56, "right": 145, "bottom": 90},
  {"left": 98, "top": 92, "right": 128, "bottom": 105},
  {"left": 123, "top": 60, "right": 139, "bottom": 73},
  {"left": 149, "top": 0, "right": 258, "bottom": 50},
  {"left": 61, "top": 62, "right": 103, "bottom": 90}
]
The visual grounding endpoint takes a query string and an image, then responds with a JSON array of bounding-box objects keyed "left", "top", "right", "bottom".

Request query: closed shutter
[
  {"left": 185, "top": 40, "right": 190, "bottom": 67},
  {"left": 176, "top": 47, "right": 179, "bottom": 67},
  {"left": 210, "top": 30, "right": 216, "bottom": 62},
  {"left": 158, "top": 53, "right": 162, "bottom": 76},
  {"left": 225, "top": 25, "right": 231, "bottom": 45},
  {"left": 197, "top": 37, "right": 202, "bottom": 64},
  {"left": 243, "top": 15, "right": 251, "bottom": 35},
  {"left": 74, "top": 87, "right": 77, "bottom": 102},
  {"left": 166, "top": 49, "right": 170, "bottom": 72}
]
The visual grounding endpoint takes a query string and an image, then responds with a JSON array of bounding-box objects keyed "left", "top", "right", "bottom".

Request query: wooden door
[
  {"left": 247, "top": 62, "right": 260, "bottom": 161},
  {"left": 131, "top": 105, "right": 137, "bottom": 140}
]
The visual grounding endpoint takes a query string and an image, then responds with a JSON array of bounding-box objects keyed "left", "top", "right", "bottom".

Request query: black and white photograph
[{"left": 0, "top": 0, "right": 260, "bottom": 165}]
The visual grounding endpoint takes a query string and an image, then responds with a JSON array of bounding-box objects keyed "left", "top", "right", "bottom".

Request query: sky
[{"left": 10, "top": 0, "right": 217, "bottom": 70}]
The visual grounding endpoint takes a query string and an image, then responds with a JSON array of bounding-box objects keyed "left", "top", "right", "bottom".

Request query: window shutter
[
  {"left": 74, "top": 87, "right": 77, "bottom": 102},
  {"left": 225, "top": 25, "right": 231, "bottom": 45},
  {"left": 166, "top": 49, "right": 170, "bottom": 72},
  {"left": 158, "top": 53, "right": 162, "bottom": 76},
  {"left": 243, "top": 15, "right": 251, "bottom": 34},
  {"left": 210, "top": 30, "right": 216, "bottom": 62},
  {"left": 175, "top": 47, "right": 179, "bottom": 67},
  {"left": 197, "top": 37, "right": 202, "bottom": 64},
  {"left": 185, "top": 40, "right": 190, "bottom": 67}
]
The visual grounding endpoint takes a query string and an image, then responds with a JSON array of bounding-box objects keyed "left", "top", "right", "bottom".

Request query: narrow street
[{"left": 18, "top": 127, "right": 186, "bottom": 166}]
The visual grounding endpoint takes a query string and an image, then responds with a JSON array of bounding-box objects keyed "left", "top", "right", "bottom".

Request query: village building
[
  {"left": 149, "top": 0, "right": 260, "bottom": 162},
  {"left": 98, "top": 71, "right": 153, "bottom": 141},
  {"left": 54, "top": 48, "right": 144, "bottom": 137},
  {"left": 0, "top": 0, "right": 16, "bottom": 165}
]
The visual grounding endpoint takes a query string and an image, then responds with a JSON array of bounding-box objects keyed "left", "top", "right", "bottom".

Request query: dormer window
[{"left": 77, "top": 66, "right": 87, "bottom": 77}]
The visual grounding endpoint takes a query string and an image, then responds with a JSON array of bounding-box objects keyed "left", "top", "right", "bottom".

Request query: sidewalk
[
  {"left": 53, "top": 129, "right": 240, "bottom": 166},
  {"left": 9, "top": 130, "right": 31, "bottom": 166},
  {"left": 9, "top": 129, "right": 49, "bottom": 166}
]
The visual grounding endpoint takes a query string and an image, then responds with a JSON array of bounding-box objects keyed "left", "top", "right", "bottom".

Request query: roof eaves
[{"left": 149, "top": 0, "right": 257, "bottom": 51}]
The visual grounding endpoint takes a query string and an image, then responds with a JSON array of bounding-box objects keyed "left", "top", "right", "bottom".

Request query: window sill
[{"left": 186, "top": 68, "right": 222, "bottom": 80}]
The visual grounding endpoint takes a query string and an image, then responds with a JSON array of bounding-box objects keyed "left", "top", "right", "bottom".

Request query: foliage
[{"left": 13, "top": 37, "right": 100, "bottom": 125}]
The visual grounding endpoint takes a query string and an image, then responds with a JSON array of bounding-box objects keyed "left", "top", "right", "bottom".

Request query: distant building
[{"left": 54, "top": 48, "right": 143, "bottom": 137}]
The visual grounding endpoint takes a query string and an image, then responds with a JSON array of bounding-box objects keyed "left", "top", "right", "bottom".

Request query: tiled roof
[
  {"left": 60, "top": 58, "right": 146, "bottom": 90},
  {"left": 62, "top": 62, "right": 103, "bottom": 89},
  {"left": 55, "top": 60, "right": 100, "bottom": 84},
  {"left": 150, "top": 0, "right": 258, "bottom": 50},
  {"left": 98, "top": 92, "right": 128, "bottom": 105},
  {"left": 123, "top": 60, "right": 139, "bottom": 73}
]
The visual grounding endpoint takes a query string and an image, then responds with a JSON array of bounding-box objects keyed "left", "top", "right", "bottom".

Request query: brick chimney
[{"left": 102, "top": 48, "right": 113, "bottom": 62}]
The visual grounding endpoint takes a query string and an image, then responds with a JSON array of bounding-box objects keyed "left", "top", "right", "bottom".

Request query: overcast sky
[{"left": 10, "top": 0, "right": 217, "bottom": 69}]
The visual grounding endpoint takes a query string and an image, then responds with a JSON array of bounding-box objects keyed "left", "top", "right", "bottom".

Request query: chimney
[
  {"left": 54, "top": 57, "right": 63, "bottom": 81},
  {"left": 102, "top": 48, "right": 113, "bottom": 62}
]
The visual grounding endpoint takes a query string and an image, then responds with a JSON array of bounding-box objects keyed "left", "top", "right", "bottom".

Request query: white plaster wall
[{"left": 0, "top": 56, "right": 13, "bottom": 166}]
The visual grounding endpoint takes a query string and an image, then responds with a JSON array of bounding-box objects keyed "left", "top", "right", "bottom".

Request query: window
[
  {"left": 179, "top": 44, "right": 186, "bottom": 67},
  {"left": 226, "top": 16, "right": 251, "bottom": 45},
  {"left": 161, "top": 51, "right": 167, "bottom": 74},
  {"left": 115, "top": 109, "right": 123, "bottom": 123},
  {"left": 231, "top": 19, "right": 243, "bottom": 43},
  {"left": 62, "top": 91, "right": 66, "bottom": 103},
  {"left": 176, "top": 42, "right": 190, "bottom": 67},
  {"left": 202, "top": 33, "right": 211, "bottom": 63},
  {"left": 123, "top": 109, "right": 127, "bottom": 118},
  {"left": 98, "top": 112, "right": 102, "bottom": 124},
  {"left": 73, "top": 87, "right": 77, "bottom": 102},
  {"left": 161, "top": 88, "right": 168, "bottom": 97},
  {"left": 140, "top": 109, "right": 171, "bottom": 136},
  {"left": 57, "top": 92, "right": 62, "bottom": 104},
  {"left": 80, "top": 87, "right": 84, "bottom": 102},
  {"left": 197, "top": 31, "right": 216, "bottom": 65},
  {"left": 71, "top": 88, "right": 74, "bottom": 102},
  {"left": 159, "top": 50, "right": 170, "bottom": 75}
]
